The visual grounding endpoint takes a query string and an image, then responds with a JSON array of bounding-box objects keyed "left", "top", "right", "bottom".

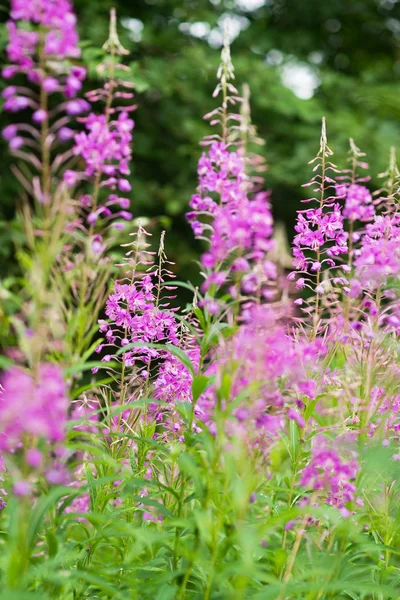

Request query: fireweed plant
[{"left": 0, "top": 3, "right": 399, "bottom": 599}]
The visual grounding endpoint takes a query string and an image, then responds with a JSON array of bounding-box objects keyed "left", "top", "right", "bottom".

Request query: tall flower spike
[
  {"left": 214, "top": 19, "right": 235, "bottom": 144},
  {"left": 341, "top": 140, "right": 374, "bottom": 223},
  {"left": 64, "top": 8, "right": 135, "bottom": 258},
  {"left": 95, "top": 226, "right": 201, "bottom": 442},
  {"left": 290, "top": 118, "right": 347, "bottom": 337},
  {"left": 377, "top": 146, "right": 400, "bottom": 215},
  {"left": 336, "top": 139, "right": 374, "bottom": 272},
  {"left": 103, "top": 8, "right": 129, "bottom": 56},
  {"left": 353, "top": 147, "right": 400, "bottom": 294},
  {"left": 2, "top": 0, "right": 87, "bottom": 209},
  {"left": 334, "top": 139, "right": 375, "bottom": 332},
  {"left": 240, "top": 83, "right": 267, "bottom": 182},
  {"left": 186, "top": 38, "right": 275, "bottom": 311}
]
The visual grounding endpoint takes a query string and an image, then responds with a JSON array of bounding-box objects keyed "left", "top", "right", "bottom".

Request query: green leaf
[
  {"left": 45, "top": 530, "right": 58, "bottom": 559},
  {"left": 304, "top": 395, "right": 321, "bottom": 422},
  {"left": 0, "top": 356, "right": 13, "bottom": 369},
  {"left": 192, "top": 374, "right": 212, "bottom": 403},
  {"left": 27, "top": 486, "right": 73, "bottom": 551}
]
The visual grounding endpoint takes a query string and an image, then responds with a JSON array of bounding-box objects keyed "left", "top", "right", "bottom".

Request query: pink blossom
[
  {"left": 0, "top": 364, "right": 69, "bottom": 451},
  {"left": 13, "top": 480, "right": 32, "bottom": 497},
  {"left": 300, "top": 436, "right": 358, "bottom": 508},
  {"left": 354, "top": 215, "right": 400, "bottom": 288},
  {"left": 8, "top": 0, "right": 81, "bottom": 64},
  {"left": 187, "top": 141, "right": 274, "bottom": 297},
  {"left": 340, "top": 184, "right": 375, "bottom": 223}
]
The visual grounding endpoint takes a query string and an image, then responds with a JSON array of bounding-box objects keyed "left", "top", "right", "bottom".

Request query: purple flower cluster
[
  {"left": 196, "top": 304, "right": 323, "bottom": 453},
  {"left": 354, "top": 215, "right": 400, "bottom": 289},
  {"left": 0, "top": 364, "right": 69, "bottom": 451},
  {"left": 7, "top": 0, "right": 81, "bottom": 66},
  {"left": 290, "top": 122, "right": 348, "bottom": 311},
  {"left": 300, "top": 436, "right": 358, "bottom": 508},
  {"left": 293, "top": 204, "right": 347, "bottom": 274},
  {"left": 100, "top": 276, "right": 179, "bottom": 369},
  {"left": 185, "top": 37, "right": 276, "bottom": 306},
  {"left": 196, "top": 142, "right": 247, "bottom": 198},
  {"left": 153, "top": 349, "right": 200, "bottom": 406},
  {"left": 338, "top": 183, "right": 375, "bottom": 223},
  {"left": 152, "top": 346, "right": 201, "bottom": 438},
  {"left": 63, "top": 28, "right": 135, "bottom": 251},
  {"left": 69, "top": 112, "right": 134, "bottom": 186},
  {"left": 1, "top": 0, "right": 88, "bottom": 188},
  {"left": 97, "top": 260, "right": 202, "bottom": 439},
  {"left": 187, "top": 141, "right": 275, "bottom": 299},
  {"left": 64, "top": 491, "right": 90, "bottom": 518},
  {"left": 64, "top": 110, "right": 134, "bottom": 248},
  {"left": 3, "top": 0, "right": 84, "bottom": 105}
]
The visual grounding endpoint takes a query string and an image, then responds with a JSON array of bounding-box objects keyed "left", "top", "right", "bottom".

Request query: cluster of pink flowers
[
  {"left": 100, "top": 276, "right": 179, "bottom": 367},
  {"left": 0, "top": 364, "right": 68, "bottom": 451},
  {"left": 0, "top": 364, "right": 69, "bottom": 494},
  {"left": 7, "top": 0, "right": 81, "bottom": 67},
  {"left": 1, "top": 0, "right": 88, "bottom": 204},
  {"left": 97, "top": 269, "right": 201, "bottom": 438},
  {"left": 186, "top": 38, "right": 275, "bottom": 307},
  {"left": 62, "top": 31, "right": 135, "bottom": 254},
  {"left": 337, "top": 183, "right": 375, "bottom": 223},
  {"left": 64, "top": 110, "right": 135, "bottom": 250},
  {"left": 153, "top": 348, "right": 200, "bottom": 406},
  {"left": 72, "top": 112, "right": 134, "bottom": 183},
  {"left": 354, "top": 214, "right": 400, "bottom": 289},
  {"left": 64, "top": 490, "right": 91, "bottom": 517},
  {"left": 152, "top": 346, "right": 201, "bottom": 439},
  {"left": 290, "top": 124, "right": 348, "bottom": 307},
  {"left": 188, "top": 142, "right": 275, "bottom": 301},
  {"left": 65, "top": 110, "right": 134, "bottom": 199},
  {"left": 300, "top": 437, "right": 358, "bottom": 509},
  {"left": 292, "top": 204, "right": 347, "bottom": 278},
  {"left": 3, "top": 0, "right": 86, "bottom": 113},
  {"left": 196, "top": 304, "right": 323, "bottom": 451}
]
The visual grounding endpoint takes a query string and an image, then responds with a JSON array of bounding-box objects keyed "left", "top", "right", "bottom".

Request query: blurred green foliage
[{"left": 2, "top": 0, "right": 400, "bottom": 282}]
